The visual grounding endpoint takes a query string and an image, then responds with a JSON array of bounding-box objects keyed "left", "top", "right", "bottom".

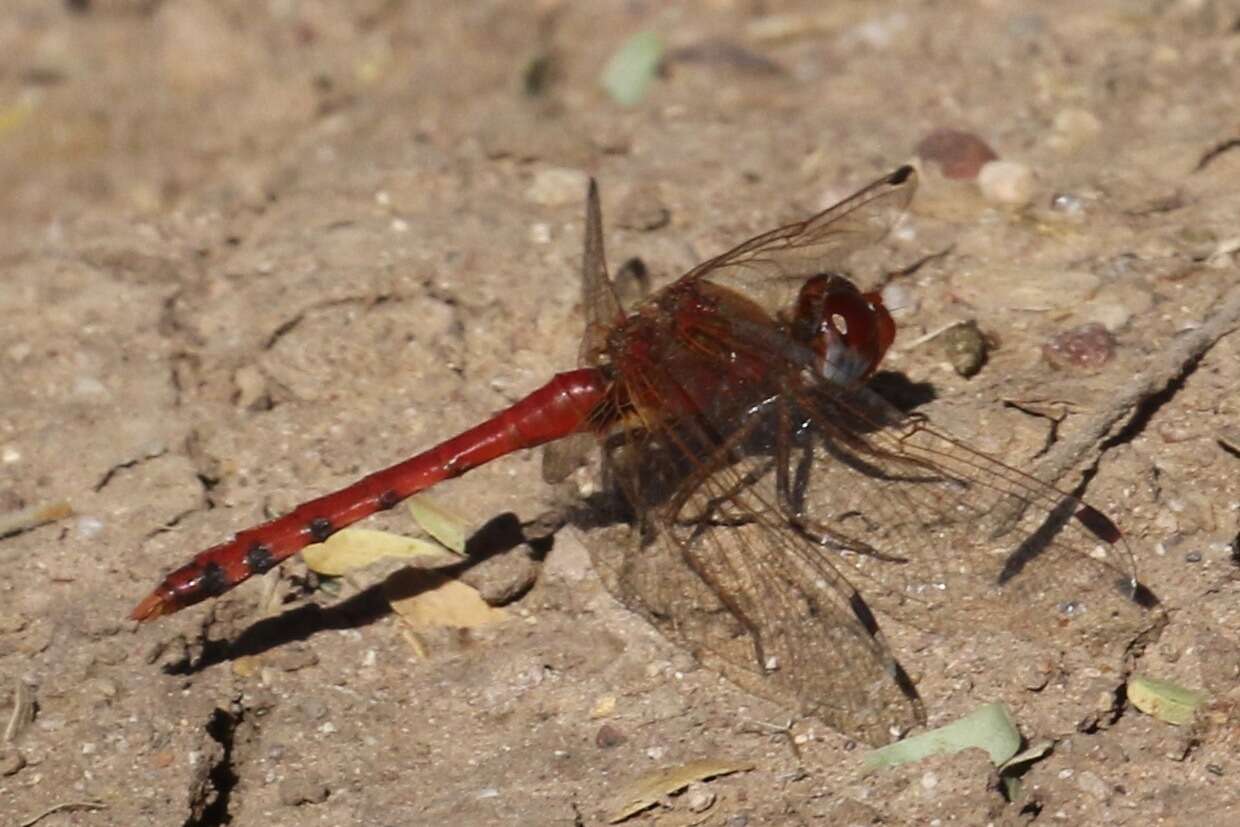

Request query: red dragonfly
[{"left": 132, "top": 166, "right": 1151, "bottom": 743}]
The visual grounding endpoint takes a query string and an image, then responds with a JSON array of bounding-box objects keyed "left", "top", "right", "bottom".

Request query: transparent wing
[
  {"left": 579, "top": 178, "right": 623, "bottom": 367},
  {"left": 680, "top": 166, "right": 917, "bottom": 308},
  {"left": 589, "top": 396, "right": 925, "bottom": 745}
]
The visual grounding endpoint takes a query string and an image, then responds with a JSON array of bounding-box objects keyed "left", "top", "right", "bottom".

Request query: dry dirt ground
[{"left": 2, "top": 2, "right": 1240, "bottom": 825}]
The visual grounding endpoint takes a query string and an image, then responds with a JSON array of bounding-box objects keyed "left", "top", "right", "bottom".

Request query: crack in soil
[{"left": 185, "top": 707, "right": 242, "bottom": 827}]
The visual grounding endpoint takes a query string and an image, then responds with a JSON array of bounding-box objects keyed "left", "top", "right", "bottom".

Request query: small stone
[
  {"left": 940, "top": 320, "right": 988, "bottom": 377},
  {"left": 1076, "top": 770, "right": 1110, "bottom": 800},
  {"left": 278, "top": 777, "right": 330, "bottom": 806},
  {"left": 459, "top": 548, "right": 539, "bottom": 606},
  {"left": 977, "top": 160, "right": 1036, "bottom": 206},
  {"left": 1050, "top": 108, "right": 1102, "bottom": 151},
  {"left": 526, "top": 167, "right": 590, "bottom": 207},
  {"left": 1049, "top": 192, "right": 1087, "bottom": 218},
  {"left": 1042, "top": 323, "right": 1116, "bottom": 371},
  {"left": 268, "top": 643, "right": 319, "bottom": 672},
  {"left": 685, "top": 783, "right": 716, "bottom": 813},
  {"left": 915, "top": 128, "right": 998, "bottom": 179},
  {"left": 0, "top": 612, "right": 27, "bottom": 634},
  {"left": 233, "top": 365, "right": 268, "bottom": 410},
  {"left": 595, "top": 723, "right": 626, "bottom": 748},
  {"left": 615, "top": 184, "right": 670, "bottom": 231},
  {"left": 0, "top": 749, "right": 25, "bottom": 776},
  {"left": 590, "top": 694, "right": 617, "bottom": 719},
  {"left": 1081, "top": 301, "right": 1131, "bottom": 332}
]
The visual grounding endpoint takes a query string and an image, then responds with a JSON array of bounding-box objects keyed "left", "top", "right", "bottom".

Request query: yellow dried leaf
[
  {"left": 383, "top": 569, "right": 507, "bottom": 629},
  {"left": 606, "top": 759, "right": 753, "bottom": 823},
  {"left": 301, "top": 528, "right": 451, "bottom": 576}
]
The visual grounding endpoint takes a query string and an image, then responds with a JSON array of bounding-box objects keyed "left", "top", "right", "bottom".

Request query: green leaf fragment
[
  {"left": 406, "top": 495, "right": 469, "bottom": 555},
  {"left": 1128, "top": 675, "right": 1206, "bottom": 726},
  {"left": 601, "top": 31, "right": 664, "bottom": 106},
  {"left": 863, "top": 702, "right": 1022, "bottom": 772}
]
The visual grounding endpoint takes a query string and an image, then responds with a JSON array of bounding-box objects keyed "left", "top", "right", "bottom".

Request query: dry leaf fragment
[
  {"left": 605, "top": 759, "right": 753, "bottom": 823},
  {"left": 407, "top": 495, "right": 469, "bottom": 554},
  {"left": 302, "top": 528, "right": 453, "bottom": 577},
  {"left": 383, "top": 569, "right": 508, "bottom": 630}
]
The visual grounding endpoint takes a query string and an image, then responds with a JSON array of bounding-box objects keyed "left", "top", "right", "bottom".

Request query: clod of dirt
[
  {"left": 595, "top": 723, "right": 627, "bottom": 749},
  {"left": 915, "top": 128, "right": 998, "bottom": 179},
  {"left": 0, "top": 748, "right": 25, "bottom": 776},
  {"left": 940, "top": 320, "right": 988, "bottom": 377},
  {"left": 278, "top": 777, "right": 331, "bottom": 807},
  {"left": 1042, "top": 323, "right": 1116, "bottom": 371},
  {"left": 615, "top": 184, "right": 671, "bottom": 231}
]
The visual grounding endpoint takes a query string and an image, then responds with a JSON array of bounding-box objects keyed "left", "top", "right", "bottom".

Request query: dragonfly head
[{"left": 794, "top": 274, "right": 895, "bottom": 387}]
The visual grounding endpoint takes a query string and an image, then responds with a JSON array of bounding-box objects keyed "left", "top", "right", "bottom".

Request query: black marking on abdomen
[
  {"left": 200, "top": 562, "right": 229, "bottom": 596},
  {"left": 307, "top": 517, "right": 333, "bottom": 543},
  {"left": 245, "top": 542, "right": 276, "bottom": 574},
  {"left": 377, "top": 489, "right": 401, "bottom": 510}
]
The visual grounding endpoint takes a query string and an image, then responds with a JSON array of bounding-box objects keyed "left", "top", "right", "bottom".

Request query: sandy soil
[{"left": 2, "top": 1, "right": 1240, "bottom": 825}]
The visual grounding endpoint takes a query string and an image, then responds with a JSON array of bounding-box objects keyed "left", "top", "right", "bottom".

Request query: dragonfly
[{"left": 132, "top": 166, "right": 1153, "bottom": 744}]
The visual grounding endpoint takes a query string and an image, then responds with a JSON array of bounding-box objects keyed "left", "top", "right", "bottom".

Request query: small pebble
[
  {"left": 1082, "top": 301, "right": 1131, "bottom": 332},
  {"left": 1076, "top": 770, "right": 1110, "bottom": 800},
  {"left": 940, "top": 321, "right": 988, "bottom": 377},
  {"left": 232, "top": 365, "right": 268, "bottom": 410},
  {"left": 914, "top": 128, "right": 997, "bottom": 179},
  {"left": 1049, "top": 192, "right": 1086, "bottom": 218},
  {"left": 75, "top": 516, "right": 105, "bottom": 539},
  {"left": 1051, "top": 108, "right": 1102, "bottom": 150},
  {"left": 880, "top": 281, "right": 917, "bottom": 316},
  {"left": 977, "top": 160, "right": 1035, "bottom": 206},
  {"left": 615, "top": 184, "right": 670, "bottom": 231},
  {"left": 1042, "top": 323, "right": 1116, "bottom": 371},
  {"left": 73, "top": 376, "right": 108, "bottom": 398},
  {"left": 921, "top": 770, "right": 939, "bottom": 791},
  {"left": 595, "top": 723, "right": 627, "bottom": 749},
  {"left": 525, "top": 167, "right": 590, "bottom": 207},
  {"left": 269, "top": 644, "right": 319, "bottom": 673},
  {"left": 278, "top": 778, "right": 330, "bottom": 806},
  {"left": 685, "top": 783, "right": 716, "bottom": 813},
  {"left": 0, "top": 749, "right": 25, "bottom": 776},
  {"left": 1185, "top": 551, "right": 1202, "bottom": 563}
]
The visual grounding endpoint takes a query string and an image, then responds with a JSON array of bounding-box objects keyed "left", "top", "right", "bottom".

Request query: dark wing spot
[
  {"left": 245, "top": 542, "right": 276, "bottom": 574},
  {"left": 377, "top": 489, "right": 401, "bottom": 511},
  {"left": 200, "top": 562, "right": 230, "bottom": 597},
  {"left": 888, "top": 164, "right": 914, "bottom": 185},
  {"left": 307, "top": 517, "right": 333, "bottom": 543},
  {"left": 848, "top": 590, "right": 880, "bottom": 637},
  {"left": 1074, "top": 503, "right": 1122, "bottom": 544}
]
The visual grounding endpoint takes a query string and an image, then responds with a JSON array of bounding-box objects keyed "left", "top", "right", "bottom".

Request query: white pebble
[
  {"left": 72, "top": 376, "right": 108, "bottom": 398},
  {"left": 76, "top": 516, "right": 104, "bottom": 539},
  {"left": 977, "top": 160, "right": 1035, "bottom": 206}
]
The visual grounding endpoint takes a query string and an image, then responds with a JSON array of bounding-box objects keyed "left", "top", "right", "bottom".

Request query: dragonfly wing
[
  {"left": 682, "top": 166, "right": 918, "bottom": 308},
  {"left": 590, "top": 392, "right": 925, "bottom": 745},
  {"left": 579, "top": 178, "right": 624, "bottom": 367},
  {"left": 782, "top": 382, "right": 1155, "bottom": 645}
]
